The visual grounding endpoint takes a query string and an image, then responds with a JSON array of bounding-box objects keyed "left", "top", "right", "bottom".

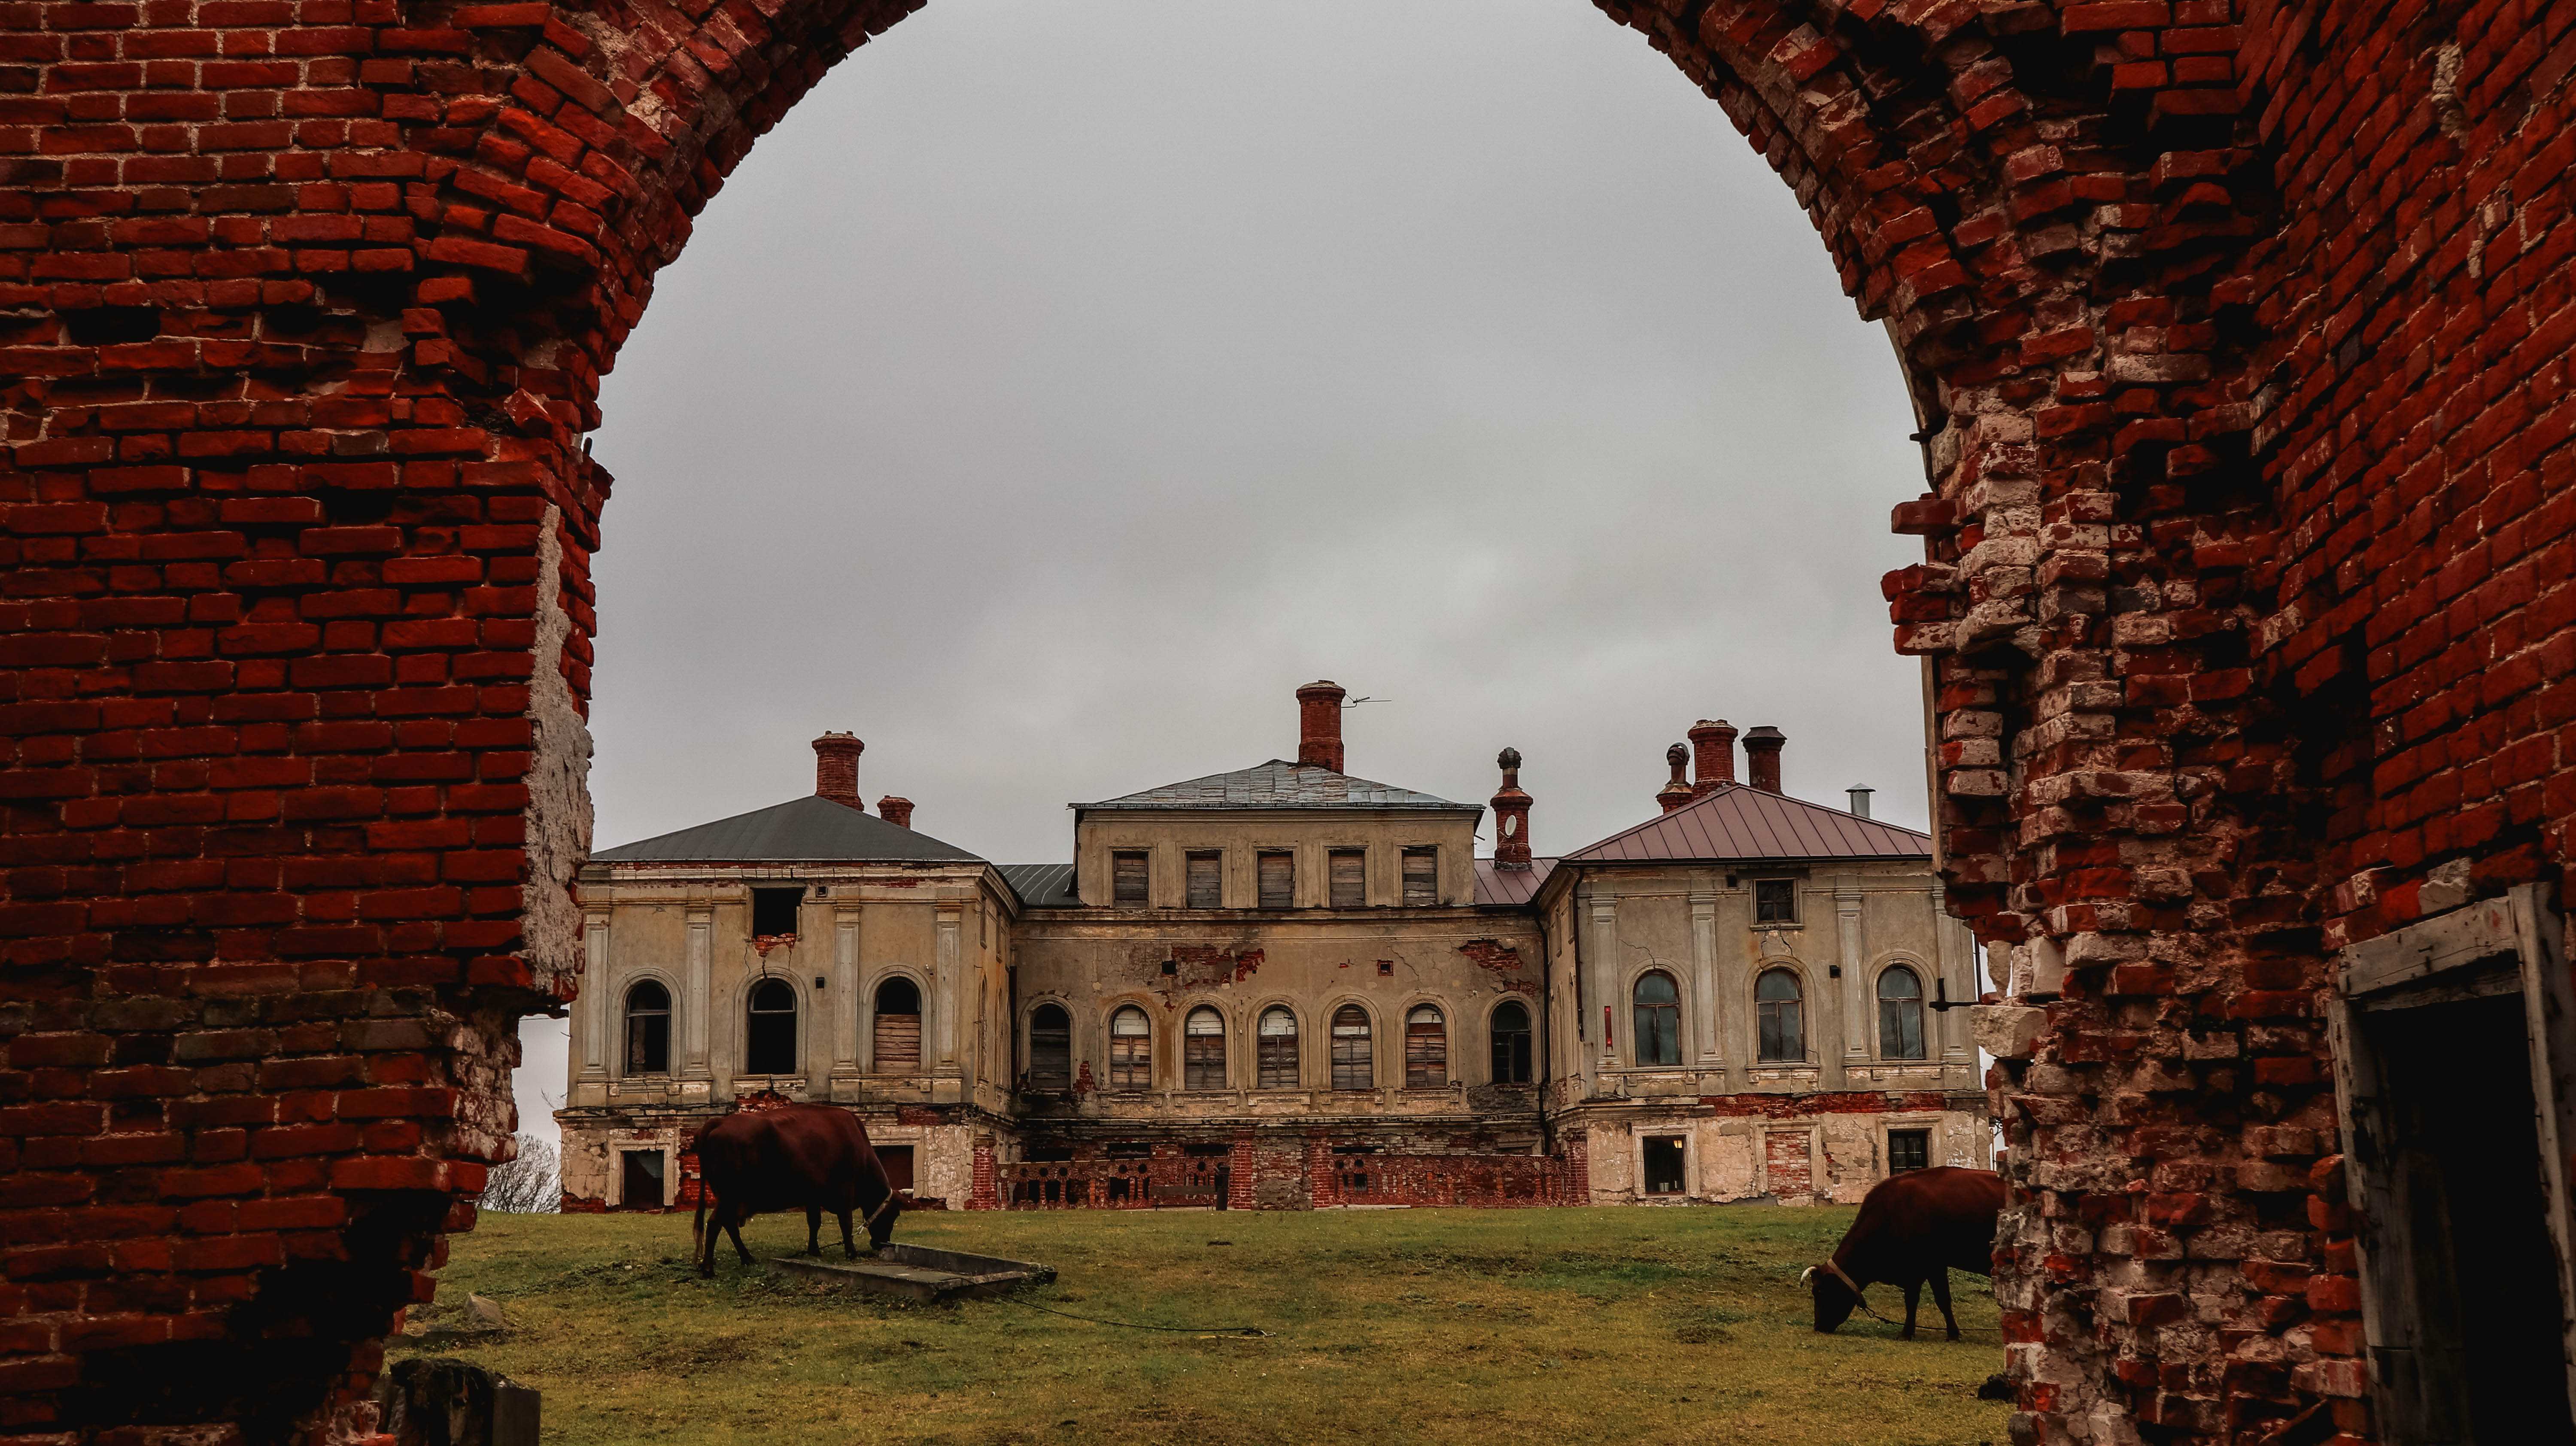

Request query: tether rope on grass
[{"left": 996, "top": 1291, "right": 1271, "bottom": 1337}]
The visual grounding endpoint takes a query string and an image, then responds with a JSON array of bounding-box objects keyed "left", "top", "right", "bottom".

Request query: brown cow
[
  {"left": 1804, "top": 1166, "right": 2005, "bottom": 1339},
  {"left": 690, "top": 1103, "right": 903, "bottom": 1278}
]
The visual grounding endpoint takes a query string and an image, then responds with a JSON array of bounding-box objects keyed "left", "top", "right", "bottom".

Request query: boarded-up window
[
  {"left": 624, "top": 980, "right": 670, "bottom": 1074},
  {"left": 1109, "top": 1006, "right": 1151, "bottom": 1091},
  {"left": 1258, "top": 1006, "right": 1299, "bottom": 1089},
  {"left": 1877, "top": 966, "right": 1927, "bottom": 1060},
  {"left": 1404, "top": 1004, "right": 1446, "bottom": 1088},
  {"left": 1632, "top": 971, "right": 1681, "bottom": 1066},
  {"left": 873, "top": 975, "right": 921, "bottom": 1073},
  {"left": 1028, "top": 1002, "right": 1071, "bottom": 1091},
  {"left": 744, "top": 978, "right": 797, "bottom": 1075},
  {"left": 1489, "top": 1000, "right": 1532, "bottom": 1084},
  {"left": 1184, "top": 1006, "right": 1226, "bottom": 1090},
  {"left": 1185, "top": 851, "right": 1222, "bottom": 909},
  {"left": 1401, "top": 848, "right": 1437, "bottom": 905},
  {"left": 1754, "top": 878, "right": 1797, "bottom": 923},
  {"left": 1112, "top": 851, "right": 1148, "bottom": 905},
  {"left": 1257, "top": 851, "right": 1294, "bottom": 909},
  {"left": 1330, "top": 1004, "right": 1373, "bottom": 1090},
  {"left": 1329, "top": 850, "right": 1365, "bottom": 908},
  {"left": 1756, "top": 968, "right": 1804, "bottom": 1062},
  {"left": 1887, "top": 1128, "right": 1930, "bottom": 1173}
]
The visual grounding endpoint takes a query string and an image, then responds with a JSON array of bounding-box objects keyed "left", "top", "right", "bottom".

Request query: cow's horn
[{"left": 1800, "top": 1267, "right": 1816, "bottom": 1285}]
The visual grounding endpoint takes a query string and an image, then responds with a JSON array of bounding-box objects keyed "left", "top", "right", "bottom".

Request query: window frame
[
  {"left": 1183, "top": 1006, "right": 1227, "bottom": 1091},
  {"left": 1403, "top": 1004, "right": 1447, "bottom": 1089},
  {"left": 1184, "top": 850, "right": 1223, "bottom": 909},
  {"left": 1111, "top": 850, "right": 1150, "bottom": 906},
  {"left": 1108, "top": 1005, "right": 1153, "bottom": 1092},
  {"left": 1257, "top": 1005, "right": 1300, "bottom": 1089},
  {"left": 871, "top": 973, "right": 924, "bottom": 1074},
  {"left": 1753, "top": 877, "right": 1798, "bottom": 924},
  {"left": 1027, "top": 1001, "right": 1072, "bottom": 1092},
  {"left": 1328, "top": 848, "right": 1366, "bottom": 909},
  {"left": 1756, "top": 967, "right": 1806, "bottom": 1063},
  {"left": 1329, "top": 1003, "right": 1374, "bottom": 1091},
  {"left": 1876, "top": 963, "right": 1929, "bottom": 1061},
  {"left": 1257, "top": 850, "right": 1295, "bottom": 909},
  {"left": 1400, "top": 847, "right": 1438, "bottom": 906},
  {"left": 1631, "top": 970, "right": 1683, "bottom": 1067},
  {"left": 750, "top": 885, "right": 803, "bottom": 938},
  {"left": 1886, "top": 1127, "right": 1932, "bottom": 1173},
  {"left": 623, "top": 978, "right": 672, "bottom": 1076},
  {"left": 1488, "top": 999, "right": 1534, "bottom": 1085},
  {"left": 743, "top": 975, "right": 799, "bottom": 1076}
]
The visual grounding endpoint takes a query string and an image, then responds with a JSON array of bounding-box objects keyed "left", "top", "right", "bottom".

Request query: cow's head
[
  {"left": 863, "top": 1185, "right": 905, "bottom": 1252},
  {"left": 1803, "top": 1265, "right": 1859, "bottom": 1333}
]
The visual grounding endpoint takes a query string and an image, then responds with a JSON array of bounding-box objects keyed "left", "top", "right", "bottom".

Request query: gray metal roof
[
  {"left": 1077, "top": 759, "right": 1476, "bottom": 813},
  {"left": 591, "top": 794, "right": 986, "bottom": 864},
  {"left": 1560, "top": 783, "right": 1930, "bottom": 864},
  {"left": 997, "top": 863, "right": 1079, "bottom": 908}
]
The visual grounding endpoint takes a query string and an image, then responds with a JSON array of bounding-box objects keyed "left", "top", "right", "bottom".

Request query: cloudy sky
[{"left": 514, "top": 0, "right": 1932, "bottom": 1139}]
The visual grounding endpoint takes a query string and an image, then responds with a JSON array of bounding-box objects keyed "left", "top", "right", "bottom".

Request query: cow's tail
[{"left": 693, "top": 1182, "right": 710, "bottom": 1259}]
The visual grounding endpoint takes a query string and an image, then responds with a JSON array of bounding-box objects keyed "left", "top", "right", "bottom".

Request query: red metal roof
[
  {"left": 1473, "top": 857, "right": 1558, "bottom": 906},
  {"left": 1560, "top": 783, "right": 1929, "bottom": 864}
]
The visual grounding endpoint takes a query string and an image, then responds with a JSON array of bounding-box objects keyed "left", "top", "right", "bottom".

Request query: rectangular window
[
  {"left": 1185, "top": 851, "right": 1222, "bottom": 909},
  {"left": 1257, "top": 851, "right": 1294, "bottom": 909},
  {"left": 1642, "top": 1137, "right": 1686, "bottom": 1196},
  {"left": 750, "top": 886, "right": 802, "bottom": 936},
  {"left": 1888, "top": 1129, "right": 1931, "bottom": 1173},
  {"left": 620, "top": 1149, "right": 665, "bottom": 1209},
  {"left": 1329, "top": 849, "right": 1365, "bottom": 908},
  {"left": 1112, "top": 851, "right": 1148, "bottom": 905},
  {"left": 1754, "top": 878, "right": 1798, "bottom": 924},
  {"left": 1401, "top": 848, "right": 1437, "bottom": 906}
]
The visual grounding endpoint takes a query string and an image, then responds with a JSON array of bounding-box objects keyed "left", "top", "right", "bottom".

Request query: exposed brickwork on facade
[{"left": 0, "top": 0, "right": 2570, "bottom": 1440}]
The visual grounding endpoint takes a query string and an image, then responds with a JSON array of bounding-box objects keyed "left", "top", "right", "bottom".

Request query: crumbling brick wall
[{"left": 2, "top": 0, "right": 2571, "bottom": 1441}]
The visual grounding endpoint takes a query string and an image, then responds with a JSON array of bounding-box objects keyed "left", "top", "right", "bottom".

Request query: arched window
[
  {"left": 624, "top": 980, "right": 670, "bottom": 1075},
  {"left": 1184, "top": 1006, "right": 1227, "bottom": 1090},
  {"left": 1109, "top": 1006, "right": 1152, "bottom": 1091},
  {"left": 1756, "top": 968, "right": 1805, "bottom": 1062},
  {"left": 1877, "top": 966, "right": 1927, "bottom": 1060},
  {"left": 872, "top": 975, "right": 921, "bottom": 1073},
  {"left": 1489, "top": 1000, "right": 1532, "bottom": 1084},
  {"left": 1632, "top": 971, "right": 1681, "bottom": 1066},
  {"left": 1258, "top": 1006, "right": 1300, "bottom": 1089},
  {"left": 1404, "top": 1005, "right": 1447, "bottom": 1088},
  {"left": 1330, "top": 1004, "right": 1373, "bottom": 1091},
  {"left": 744, "top": 978, "right": 797, "bottom": 1075},
  {"left": 1028, "top": 1002, "right": 1071, "bottom": 1091}
]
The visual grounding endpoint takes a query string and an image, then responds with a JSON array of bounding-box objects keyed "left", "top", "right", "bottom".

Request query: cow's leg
[
  {"left": 1930, "top": 1268, "right": 1959, "bottom": 1340},
  {"left": 1900, "top": 1279, "right": 1921, "bottom": 1340},
  {"left": 726, "top": 1208, "right": 756, "bottom": 1265},
  {"left": 805, "top": 1206, "right": 823, "bottom": 1257},
  {"left": 839, "top": 1210, "right": 858, "bottom": 1259}
]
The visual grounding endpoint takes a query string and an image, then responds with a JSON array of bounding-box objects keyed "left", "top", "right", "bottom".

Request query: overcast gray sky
[{"left": 515, "top": 0, "right": 1932, "bottom": 1142}]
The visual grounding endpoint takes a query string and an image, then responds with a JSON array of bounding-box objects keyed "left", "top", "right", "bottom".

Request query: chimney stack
[
  {"left": 813, "top": 732, "right": 864, "bottom": 810},
  {"left": 1743, "top": 726, "right": 1785, "bottom": 794},
  {"left": 1296, "top": 680, "right": 1347, "bottom": 772},
  {"left": 1846, "top": 786, "right": 1873, "bottom": 819},
  {"left": 1657, "top": 744, "right": 1694, "bottom": 814},
  {"left": 1490, "top": 747, "right": 1532, "bottom": 870},
  {"left": 1687, "top": 719, "right": 1737, "bottom": 795},
  {"left": 877, "top": 796, "right": 914, "bottom": 829}
]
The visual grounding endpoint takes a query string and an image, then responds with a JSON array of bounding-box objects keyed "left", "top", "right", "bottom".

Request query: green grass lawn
[{"left": 400, "top": 1205, "right": 2007, "bottom": 1446}]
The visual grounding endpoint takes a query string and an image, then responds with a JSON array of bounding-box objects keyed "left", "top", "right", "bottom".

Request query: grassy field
[{"left": 399, "top": 1205, "right": 2008, "bottom": 1446}]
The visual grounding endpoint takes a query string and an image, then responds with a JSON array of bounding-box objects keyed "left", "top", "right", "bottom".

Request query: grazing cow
[
  {"left": 690, "top": 1103, "right": 903, "bottom": 1278},
  {"left": 1804, "top": 1166, "right": 2005, "bottom": 1340}
]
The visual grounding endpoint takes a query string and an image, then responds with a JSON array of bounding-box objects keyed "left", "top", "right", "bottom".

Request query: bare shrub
[{"left": 479, "top": 1133, "right": 561, "bottom": 1214}]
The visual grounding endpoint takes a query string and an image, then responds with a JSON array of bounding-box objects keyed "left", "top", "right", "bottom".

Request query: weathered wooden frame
[{"left": 2330, "top": 884, "right": 2576, "bottom": 1440}]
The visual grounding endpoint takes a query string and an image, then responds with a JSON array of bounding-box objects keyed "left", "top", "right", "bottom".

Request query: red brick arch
[{"left": 4, "top": 0, "right": 2573, "bottom": 1441}]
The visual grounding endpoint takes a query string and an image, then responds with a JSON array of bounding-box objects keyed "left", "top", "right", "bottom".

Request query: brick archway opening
[{"left": 12, "top": 2, "right": 2554, "bottom": 1445}]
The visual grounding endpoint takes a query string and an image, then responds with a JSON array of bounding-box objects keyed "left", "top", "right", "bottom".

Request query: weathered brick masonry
[{"left": 1, "top": 0, "right": 2572, "bottom": 1441}]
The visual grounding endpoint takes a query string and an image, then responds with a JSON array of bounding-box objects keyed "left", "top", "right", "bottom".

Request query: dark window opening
[
  {"left": 1028, "top": 1002, "right": 1072, "bottom": 1091},
  {"left": 1109, "top": 1006, "right": 1151, "bottom": 1091},
  {"left": 1185, "top": 851, "right": 1222, "bottom": 909},
  {"left": 744, "top": 977, "right": 797, "bottom": 1075},
  {"left": 1184, "top": 1006, "right": 1227, "bottom": 1090},
  {"left": 1105, "top": 1141, "right": 1152, "bottom": 1160},
  {"left": 1754, "top": 878, "right": 1797, "bottom": 924},
  {"left": 872, "top": 975, "right": 921, "bottom": 1073},
  {"left": 1401, "top": 848, "right": 1437, "bottom": 906},
  {"left": 1112, "top": 851, "right": 1149, "bottom": 905},
  {"left": 1330, "top": 1004, "right": 1373, "bottom": 1091},
  {"left": 1878, "top": 966, "right": 1928, "bottom": 1060},
  {"left": 1404, "top": 1005, "right": 1446, "bottom": 1088},
  {"left": 1258, "top": 1006, "right": 1300, "bottom": 1089},
  {"left": 1257, "top": 851, "right": 1294, "bottom": 909},
  {"left": 1642, "top": 1137, "right": 1685, "bottom": 1196},
  {"left": 1329, "top": 849, "right": 1365, "bottom": 908},
  {"left": 624, "top": 980, "right": 670, "bottom": 1074},
  {"left": 751, "top": 886, "right": 802, "bottom": 937},
  {"left": 1632, "top": 971, "right": 1681, "bottom": 1066},
  {"left": 1756, "top": 969, "right": 1804, "bottom": 1062},
  {"left": 1489, "top": 1001, "right": 1533, "bottom": 1084},
  {"left": 619, "top": 1149, "right": 665, "bottom": 1209},
  {"left": 1888, "top": 1129, "right": 1931, "bottom": 1173},
  {"left": 876, "top": 1144, "right": 916, "bottom": 1196},
  {"left": 1184, "top": 1142, "right": 1229, "bottom": 1158}
]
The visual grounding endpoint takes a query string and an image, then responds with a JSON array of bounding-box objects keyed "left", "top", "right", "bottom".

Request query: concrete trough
[{"left": 765, "top": 1244, "right": 1056, "bottom": 1303}]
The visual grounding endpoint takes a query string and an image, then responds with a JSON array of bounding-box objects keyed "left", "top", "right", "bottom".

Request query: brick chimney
[
  {"left": 1687, "top": 719, "right": 1737, "bottom": 795},
  {"left": 1296, "top": 680, "right": 1346, "bottom": 772},
  {"left": 1742, "top": 726, "right": 1785, "bottom": 794},
  {"left": 1490, "top": 747, "right": 1532, "bottom": 870},
  {"left": 1657, "top": 744, "right": 1694, "bottom": 814},
  {"left": 877, "top": 796, "right": 914, "bottom": 829},
  {"left": 813, "top": 732, "right": 864, "bottom": 810}
]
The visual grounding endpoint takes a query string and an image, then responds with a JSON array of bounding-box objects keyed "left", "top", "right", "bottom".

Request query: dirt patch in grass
[{"left": 398, "top": 1206, "right": 2008, "bottom": 1445}]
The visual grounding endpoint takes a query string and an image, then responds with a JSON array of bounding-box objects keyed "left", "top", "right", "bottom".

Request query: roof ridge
[{"left": 1560, "top": 781, "right": 1929, "bottom": 863}]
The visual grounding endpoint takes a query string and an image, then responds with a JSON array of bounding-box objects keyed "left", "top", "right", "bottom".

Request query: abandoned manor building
[{"left": 557, "top": 684, "right": 1990, "bottom": 1212}]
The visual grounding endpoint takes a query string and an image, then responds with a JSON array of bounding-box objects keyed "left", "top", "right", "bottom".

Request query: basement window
[
  {"left": 1753, "top": 879, "right": 1797, "bottom": 925},
  {"left": 1257, "top": 851, "right": 1294, "bottom": 909},
  {"left": 1186, "top": 851, "right": 1222, "bottom": 909},
  {"left": 1642, "top": 1137, "right": 1685, "bottom": 1196},
  {"left": 1888, "top": 1129, "right": 1930, "bottom": 1173},
  {"left": 619, "top": 1150, "right": 665, "bottom": 1209},
  {"left": 1329, "top": 849, "right": 1365, "bottom": 908},
  {"left": 1401, "top": 848, "right": 1438, "bottom": 906},
  {"left": 1112, "top": 851, "right": 1148, "bottom": 905},
  {"left": 751, "top": 886, "right": 802, "bottom": 936}
]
